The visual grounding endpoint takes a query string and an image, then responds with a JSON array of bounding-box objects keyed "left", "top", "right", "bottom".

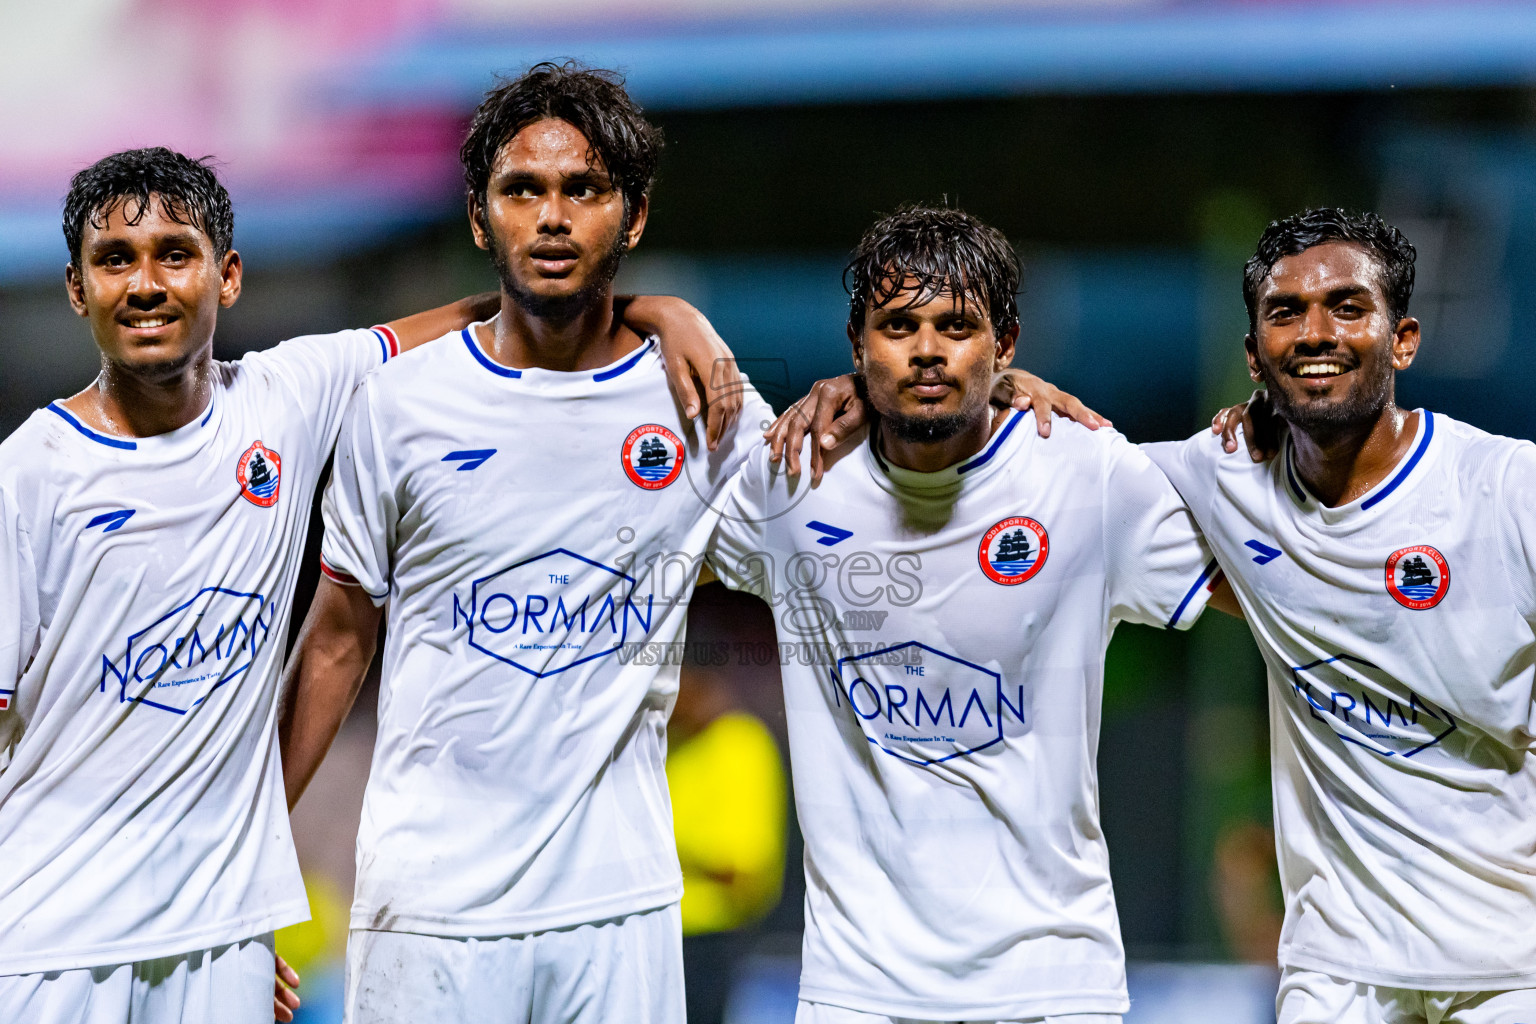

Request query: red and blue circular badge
[
  {"left": 621, "top": 424, "right": 683, "bottom": 490},
  {"left": 1385, "top": 544, "right": 1449, "bottom": 610},
  {"left": 979, "top": 516, "right": 1049, "bottom": 585},
  {"left": 236, "top": 441, "right": 281, "bottom": 508}
]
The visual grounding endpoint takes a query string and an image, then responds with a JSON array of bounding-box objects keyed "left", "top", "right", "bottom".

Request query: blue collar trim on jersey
[
  {"left": 462, "top": 327, "right": 523, "bottom": 378},
  {"left": 956, "top": 409, "right": 1025, "bottom": 475},
  {"left": 1283, "top": 446, "right": 1306, "bottom": 503},
  {"left": 1360, "top": 410, "right": 1434, "bottom": 511},
  {"left": 1167, "top": 558, "right": 1220, "bottom": 629},
  {"left": 592, "top": 339, "right": 655, "bottom": 382},
  {"left": 46, "top": 403, "right": 138, "bottom": 450}
]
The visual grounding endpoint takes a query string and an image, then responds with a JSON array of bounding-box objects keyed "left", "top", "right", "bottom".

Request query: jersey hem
[
  {"left": 1280, "top": 948, "right": 1536, "bottom": 990},
  {"left": 348, "top": 882, "right": 683, "bottom": 938},
  {"left": 0, "top": 899, "right": 310, "bottom": 977},
  {"left": 795, "top": 981, "right": 1130, "bottom": 1019}
]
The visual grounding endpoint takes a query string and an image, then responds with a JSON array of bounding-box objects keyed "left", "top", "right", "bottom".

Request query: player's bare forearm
[
  {"left": 384, "top": 292, "right": 502, "bottom": 353},
  {"left": 619, "top": 295, "right": 743, "bottom": 450},
  {"left": 278, "top": 577, "right": 382, "bottom": 810}
]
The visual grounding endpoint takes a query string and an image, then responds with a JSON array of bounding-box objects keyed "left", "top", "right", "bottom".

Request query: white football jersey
[
  {"left": 0, "top": 326, "right": 398, "bottom": 974},
  {"left": 320, "top": 323, "right": 771, "bottom": 937},
  {"left": 707, "top": 412, "right": 1215, "bottom": 1021},
  {"left": 1145, "top": 411, "right": 1536, "bottom": 990}
]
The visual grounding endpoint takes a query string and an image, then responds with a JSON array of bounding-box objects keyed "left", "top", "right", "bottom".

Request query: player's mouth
[
  {"left": 528, "top": 245, "right": 580, "bottom": 275},
  {"left": 1287, "top": 359, "right": 1353, "bottom": 387},
  {"left": 117, "top": 312, "right": 181, "bottom": 338},
  {"left": 904, "top": 373, "right": 958, "bottom": 401}
]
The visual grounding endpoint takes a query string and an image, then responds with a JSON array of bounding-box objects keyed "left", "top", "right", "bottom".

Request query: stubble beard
[
  {"left": 854, "top": 369, "right": 986, "bottom": 444},
  {"left": 1262, "top": 355, "right": 1395, "bottom": 442},
  {"left": 489, "top": 223, "right": 630, "bottom": 324}
]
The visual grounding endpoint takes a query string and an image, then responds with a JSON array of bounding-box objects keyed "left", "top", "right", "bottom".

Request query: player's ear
[
  {"left": 218, "top": 249, "right": 242, "bottom": 308},
  {"left": 65, "top": 261, "right": 88, "bottom": 318},
  {"left": 848, "top": 323, "right": 864, "bottom": 372},
  {"left": 468, "top": 194, "right": 491, "bottom": 251},
  {"left": 1391, "top": 316, "right": 1421, "bottom": 371},
  {"left": 1244, "top": 333, "right": 1263, "bottom": 382},
  {"left": 995, "top": 324, "right": 1018, "bottom": 370},
  {"left": 624, "top": 194, "right": 648, "bottom": 250}
]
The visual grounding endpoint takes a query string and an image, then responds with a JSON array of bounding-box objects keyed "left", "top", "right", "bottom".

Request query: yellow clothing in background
[{"left": 667, "top": 711, "right": 788, "bottom": 936}]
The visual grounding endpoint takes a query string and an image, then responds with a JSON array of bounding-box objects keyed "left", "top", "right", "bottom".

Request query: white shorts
[
  {"left": 794, "top": 1000, "right": 1123, "bottom": 1024},
  {"left": 0, "top": 933, "right": 276, "bottom": 1024},
  {"left": 344, "top": 903, "right": 684, "bottom": 1023},
  {"left": 1278, "top": 967, "right": 1536, "bottom": 1024}
]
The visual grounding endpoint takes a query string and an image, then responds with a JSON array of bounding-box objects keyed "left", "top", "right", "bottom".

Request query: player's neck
[
  {"left": 484, "top": 290, "right": 639, "bottom": 372},
  {"left": 880, "top": 405, "right": 1008, "bottom": 474},
  {"left": 1288, "top": 401, "right": 1418, "bottom": 508},
  {"left": 61, "top": 352, "right": 215, "bottom": 439}
]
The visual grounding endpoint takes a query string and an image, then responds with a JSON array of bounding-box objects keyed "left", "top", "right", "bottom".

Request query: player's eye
[
  {"left": 162, "top": 250, "right": 189, "bottom": 266},
  {"left": 506, "top": 182, "right": 539, "bottom": 198},
  {"left": 566, "top": 183, "right": 600, "bottom": 200}
]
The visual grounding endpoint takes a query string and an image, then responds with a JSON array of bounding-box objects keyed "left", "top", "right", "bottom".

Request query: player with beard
[
  {"left": 784, "top": 208, "right": 1536, "bottom": 1024},
  {"left": 277, "top": 63, "right": 780, "bottom": 1023},
  {"left": 707, "top": 205, "right": 1228, "bottom": 1024},
  {"left": 1172, "top": 209, "right": 1536, "bottom": 1024}
]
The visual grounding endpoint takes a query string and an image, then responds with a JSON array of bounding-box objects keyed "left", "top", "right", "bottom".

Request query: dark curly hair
[
  {"left": 62, "top": 148, "right": 234, "bottom": 270},
  {"left": 459, "top": 61, "right": 662, "bottom": 227},
  {"left": 1243, "top": 208, "right": 1416, "bottom": 335},
  {"left": 845, "top": 204, "right": 1020, "bottom": 337}
]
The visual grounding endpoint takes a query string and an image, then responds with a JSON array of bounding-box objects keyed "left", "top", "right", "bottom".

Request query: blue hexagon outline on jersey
[
  {"left": 109, "top": 586, "right": 271, "bottom": 715},
  {"left": 1289, "top": 652, "right": 1457, "bottom": 758},
  {"left": 836, "top": 640, "right": 1007, "bottom": 766},
  {"left": 465, "top": 547, "right": 639, "bottom": 678}
]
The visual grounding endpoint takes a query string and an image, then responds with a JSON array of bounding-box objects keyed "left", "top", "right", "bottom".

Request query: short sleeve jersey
[
  {"left": 708, "top": 412, "right": 1216, "bottom": 1021},
  {"left": 1145, "top": 411, "right": 1536, "bottom": 989},
  {"left": 320, "top": 324, "right": 772, "bottom": 937},
  {"left": 0, "top": 326, "right": 397, "bottom": 974}
]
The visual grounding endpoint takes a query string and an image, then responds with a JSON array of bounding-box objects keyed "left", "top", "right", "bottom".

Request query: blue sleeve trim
[
  {"left": 46, "top": 403, "right": 137, "bottom": 450},
  {"left": 593, "top": 339, "right": 655, "bottom": 382},
  {"left": 1166, "top": 557, "right": 1219, "bottom": 628}
]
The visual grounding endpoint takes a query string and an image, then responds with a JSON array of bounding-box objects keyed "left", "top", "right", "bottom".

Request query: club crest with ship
[
  {"left": 621, "top": 424, "right": 684, "bottom": 490},
  {"left": 979, "top": 516, "right": 1049, "bottom": 585},
  {"left": 236, "top": 441, "right": 282, "bottom": 508},
  {"left": 1385, "top": 544, "right": 1450, "bottom": 610}
]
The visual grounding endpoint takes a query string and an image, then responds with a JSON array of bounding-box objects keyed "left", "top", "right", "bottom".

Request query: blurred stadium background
[{"left": 7, "top": 1, "right": 1536, "bottom": 1020}]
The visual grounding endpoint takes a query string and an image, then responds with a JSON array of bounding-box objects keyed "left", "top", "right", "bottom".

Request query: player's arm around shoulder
[{"left": 1099, "top": 429, "right": 1222, "bottom": 630}]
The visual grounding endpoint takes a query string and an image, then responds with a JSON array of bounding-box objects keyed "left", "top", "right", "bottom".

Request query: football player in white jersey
[
  {"left": 707, "top": 205, "right": 1237, "bottom": 1024},
  {"left": 276, "top": 62, "right": 783, "bottom": 1024},
  {"left": 0, "top": 145, "right": 745, "bottom": 1024},
  {"left": 1175, "top": 209, "right": 1536, "bottom": 1024},
  {"left": 787, "top": 207, "right": 1536, "bottom": 1024}
]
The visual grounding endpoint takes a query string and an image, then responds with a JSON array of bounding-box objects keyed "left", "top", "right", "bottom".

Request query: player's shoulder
[
  {"left": 1427, "top": 409, "right": 1536, "bottom": 488},
  {"left": 0, "top": 408, "right": 85, "bottom": 518}
]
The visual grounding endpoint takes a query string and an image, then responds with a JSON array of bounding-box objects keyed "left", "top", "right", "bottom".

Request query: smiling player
[
  {"left": 1161, "top": 209, "right": 1536, "bottom": 1024},
  {"left": 0, "top": 146, "right": 738, "bottom": 1024},
  {"left": 708, "top": 205, "right": 1229, "bottom": 1024}
]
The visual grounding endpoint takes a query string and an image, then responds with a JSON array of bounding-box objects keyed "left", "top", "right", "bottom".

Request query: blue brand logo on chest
[
  {"left": 1289, "top": 652, "right": 1457, "bottom": 758},
  {"left": 100, "top": 587, "right": 277, "bottom": 715}
]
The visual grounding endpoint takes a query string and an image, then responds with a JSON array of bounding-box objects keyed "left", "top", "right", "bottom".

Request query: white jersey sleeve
[
  {"left": 240, "top": 325, "right": 398, "bottom": 465},
  {"left": 319, "top": 380, "right": 395, "bottom": 603},
  {"left": 1498, "top": 442, "right": 1536, "bottom": 628},
  {"left": 1102, "top": 434, "right": 1216, "bottom": 630},
  {"left": 706, "top": 440, "right": 777, "bottom": 601},
  {"left": 0, "top": 487, "right": 39, "bottom": 764}
]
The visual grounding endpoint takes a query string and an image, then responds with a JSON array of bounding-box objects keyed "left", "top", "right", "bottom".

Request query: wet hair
[
  {"left": 62, "top": 147, "right": 234, "bottom": 269},
  {"left": 460, "top": 61, "right": 663, "bottom": 226},
  {"left": 845, "top": 204, "right": 1020, "bottom": 336},
  {"left": 1243, "top": 208, "right": 1416, "bottom": 334}
]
